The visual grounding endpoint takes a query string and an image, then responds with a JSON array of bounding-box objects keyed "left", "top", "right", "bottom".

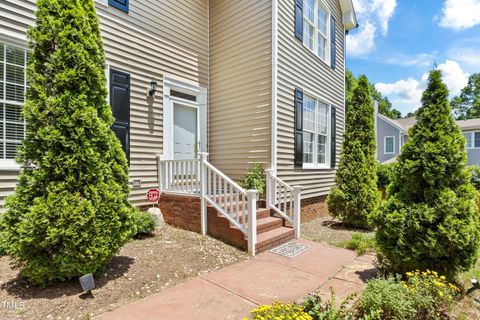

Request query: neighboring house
[
  {"left": 0, "top": 0, "right": 357, "bottom": 253},
  {"left": 375, "top": 110, "right": 480, "bottom": 166}
]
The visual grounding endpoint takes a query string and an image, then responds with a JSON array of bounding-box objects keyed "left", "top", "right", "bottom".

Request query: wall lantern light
[{"left": 149, "top": 80, "right": 158, "bottom": 97}]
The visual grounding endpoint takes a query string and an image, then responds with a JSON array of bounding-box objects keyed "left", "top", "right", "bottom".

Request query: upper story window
[
  {"left": 108, "top": 0, "right": 129, "bottom": 14},
  {"left": 303, "top": 94, "right": 330, "bottom": 168},
  {"left": 302, "top": 0, "right": 330, "bottom": 62},
  {"left": 464, "top": 131, "right": 480, "bottom": 149},
  {"left": 0, "top": 43, "right": 27, "bottom": 165},
  {"left": 384, "top": 136, "right": 395, "bottom": 154}
]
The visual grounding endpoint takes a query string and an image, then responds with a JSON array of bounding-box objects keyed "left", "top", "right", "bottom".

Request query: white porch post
[
  {"left": 199, "top": 152, "right": 209, "bottom": 235},
  {"left": 265, "top": 169, "right": 273, "bottom": 211},
  {"left": 293, "top": 186, "right": 301, "bottom": 239},
  {"left": 247, "top": 189, "right": 258, "bottom": 256},
  {"left": 157, "top": 154, "right": 163, "bottom": 192}
]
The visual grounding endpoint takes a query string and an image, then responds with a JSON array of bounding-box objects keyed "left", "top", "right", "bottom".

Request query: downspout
[{"left": 270, "top": 0, "right": 279, "bottom": 173}]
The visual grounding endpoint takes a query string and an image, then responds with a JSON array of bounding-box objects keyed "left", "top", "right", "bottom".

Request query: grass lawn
[{"left": 0, "top": 225, "right": 247, "bottom": 320}]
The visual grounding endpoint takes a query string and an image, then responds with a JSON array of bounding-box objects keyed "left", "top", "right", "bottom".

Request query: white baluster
[{"left": 293, "top": 186, "right": 301, "bottom": 239}]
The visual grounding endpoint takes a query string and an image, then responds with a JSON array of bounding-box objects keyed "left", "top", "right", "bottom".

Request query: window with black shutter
[
  {"left": 110, "top": 69, "right": 130, "bottom": 162},
  {"left": 295, "top": 88, "right": 334, "bottom": 169},
  {"left": 109, "top": 0, "right": 129, "bottom": 13}
]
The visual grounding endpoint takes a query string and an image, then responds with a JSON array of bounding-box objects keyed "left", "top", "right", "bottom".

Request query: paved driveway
[{"left": 99, "top": 239, "right": 377, "bottom": 320}]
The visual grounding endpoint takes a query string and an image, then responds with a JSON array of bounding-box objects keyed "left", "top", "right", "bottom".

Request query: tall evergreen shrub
[
  {"left": 0, "top": 0, "right": 135, "bottom": 285},
  {"left": 327, "top": 76, "right": 381, "bottom": 229},
  {"left": 375, "top": 70, "right": 480, "bottom": 277}
]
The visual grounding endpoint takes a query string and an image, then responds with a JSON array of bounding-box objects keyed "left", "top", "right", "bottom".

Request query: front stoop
[{"left": 207, "top": 205, "right": 295, "bottom": 253}]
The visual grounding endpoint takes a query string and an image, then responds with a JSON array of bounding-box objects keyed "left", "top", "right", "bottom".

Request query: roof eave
[{"left": 339, "top": 0, "right": 358, "bottom": 31}]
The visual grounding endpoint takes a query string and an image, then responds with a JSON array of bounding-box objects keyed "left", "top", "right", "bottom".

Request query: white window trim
[
  {"left": 302, "top": 92, "right": 331, "bottom": 170},
  {"left": 464, "top": 131, "right": 480, "bottom": 149},
  {"left": 302, "top": 0, "right": 331, "bottom": 65},
  {"left": 384, "top": 136, "right": 395, "bottom": 154},
  {"left": 0, "top": 39, "right": 28, "bottom": 170}
]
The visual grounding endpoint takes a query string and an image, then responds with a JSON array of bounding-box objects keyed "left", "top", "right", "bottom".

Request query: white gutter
[{"left": 270, "top": 0, "right": 279, "bottom": 173}]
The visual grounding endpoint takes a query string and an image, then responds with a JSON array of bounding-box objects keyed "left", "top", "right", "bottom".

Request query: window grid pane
[
  {"left": 464, "top": 133, "right": 473, "bottom": 148},
  {"left": 1, "top": 43, "right": 27, "bottom": 161},
  {"left": 475, "top": 132, "right": 480, "bottom": 148},
  {"left": 303, "top": 95, "right": 329, "bottom": 167},
  {"left": 385, "top": 137, "right": 394, "bottom": 153},
  {"left": 302, "top": 0, "right": 329, "bottom": 62}
]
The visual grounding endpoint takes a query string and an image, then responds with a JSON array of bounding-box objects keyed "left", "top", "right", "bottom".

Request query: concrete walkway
[{"left": 99, "top": 239, "right": 377, "bottom": 320}]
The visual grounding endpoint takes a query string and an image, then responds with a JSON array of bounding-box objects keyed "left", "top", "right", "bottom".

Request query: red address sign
[{"left": 146, "top": 188, "right": 160, "bottom": 203}]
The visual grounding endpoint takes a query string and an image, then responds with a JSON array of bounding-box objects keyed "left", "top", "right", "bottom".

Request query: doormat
[{"left": 269, "top": 241, "right": 310, "bottom": 259}]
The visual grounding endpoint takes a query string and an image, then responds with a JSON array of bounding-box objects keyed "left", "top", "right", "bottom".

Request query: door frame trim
[{"left": 163, "top": 76, "right": 207, "bottom": 160}]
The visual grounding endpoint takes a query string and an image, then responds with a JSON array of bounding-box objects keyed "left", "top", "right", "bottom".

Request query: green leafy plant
[
  {"left": 0, "top": 0, "right": 135, "bottom": 285},
  {"left": 245, "top": 302, "right": 312, "bottom": 320},
  {"left": 327, "top": 76, "right": 381, "bottom": 229},
  {"left": 358, "top": 276, "right": 417, "bottom": 320},
  {"left": 374, "top": 69, "right": 480, "bottom": 278},
  {"left": 303, "top": 292, "right": 380, "bottom": 320},
  {"left": 132, "top": 209, "right": 156, "bottom": 237},
  {"left": 358, "top": 271, "right": 458, "bottom": 320},
  {"left": 341, "top": 233, "right": 376, "bottom": 255},
  {"left": 238, "top": 163, "right": 266, "bottom": 197},
  {"left": 376, "top": 162, "right": 394, "bottom": 190}
]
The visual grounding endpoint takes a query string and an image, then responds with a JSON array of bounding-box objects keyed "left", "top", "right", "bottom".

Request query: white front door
[{"left": 173, "top": 103, "right": 198, "bottom": 160}]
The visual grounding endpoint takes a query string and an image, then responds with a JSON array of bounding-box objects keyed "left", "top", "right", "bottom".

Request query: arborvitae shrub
[
  {"left": 374, "top": 70, "right": 480, "bottom": 277},
  {"left": 377, "top": 162, "right": 395, "bottom": 190},
  {"left": 327, "top": 76, "right": 381, "bottom": 229},
  {"left": 0, "top": 0, "right": 135, "bottom": 285}
]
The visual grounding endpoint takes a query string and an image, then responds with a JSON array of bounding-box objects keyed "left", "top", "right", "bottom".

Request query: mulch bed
[
  {"left": 0, "top": 225, "right": 248, "bottom": 320},
  {"left": 301, "top": 214, "right": 374, "bottom": 247}
]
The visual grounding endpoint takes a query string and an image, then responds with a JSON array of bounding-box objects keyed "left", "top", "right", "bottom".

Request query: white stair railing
[
  {"left": 157, "top": 155, "right": 200, "bottom": 195},
  {"left": 265, "top": 169, "right": 301, "bottom": 239},
  {"left": 199, "top": 152, "right": 258, "bottom": 256}
]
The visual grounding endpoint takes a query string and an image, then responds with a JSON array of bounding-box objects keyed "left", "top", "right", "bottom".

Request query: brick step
[
  {"left": 255, "top": 216, "right": 284, "bottom": 234},
  {"left": 255, "top": 227, "right": 295, "bottom": 253}
]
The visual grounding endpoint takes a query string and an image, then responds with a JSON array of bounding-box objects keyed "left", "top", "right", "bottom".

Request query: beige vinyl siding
[
  {"left": 0, "top": 0, "right": 208, "bottom": 210},
  {"left": 276, "top": 0, "right": 346, "bottom": 199},
  {"left": 208, "top": 0, "right": 272, "bottom": 179}
]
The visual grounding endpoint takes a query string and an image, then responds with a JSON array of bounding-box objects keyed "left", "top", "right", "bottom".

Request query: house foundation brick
[
  {"left": 300, "top": 195, "right": 329, "bottom": 223},
  {"left": 158, "top": 194, "right": 201, "bottom": 233}
]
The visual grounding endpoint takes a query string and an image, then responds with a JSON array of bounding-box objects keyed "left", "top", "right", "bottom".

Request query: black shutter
[
  {"left": 294, "top": 88, "right": 304, "bottom": 168},
  {"left": 294, "top": 0, "right": 303, "bottom": 41},
  {"left": 109, "top": 0, "right": 129, "bottom": 13},
  {"left": 330, "top": 15, "right": 336, "bottom": 69},
  {"left": 330, "top": 106, "right": 337, "bottom": 168},
  {"left": 110, "top": 69, "right": 130, "bottom": 162}
]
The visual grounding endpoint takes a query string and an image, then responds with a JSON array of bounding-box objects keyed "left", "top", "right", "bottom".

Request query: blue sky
[{"left": 346, "top": 0, "right": 480, "bottom": 116}]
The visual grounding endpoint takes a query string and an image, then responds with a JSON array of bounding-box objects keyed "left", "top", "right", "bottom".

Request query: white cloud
[
  {"left": 346, "top": 21, "right": 376, "bottom": 56},
  {"left": 376, "top": 78, "right": 425, "bottom": 105},
  {"left": 437, "top": 0, "right": 480, "bottom": 30},
  {"left": 447, "top": 39, "right": 480, "bottom": 69},
  {"left": 384, "top": 53, "right": 437, "bottom": 68},
  {"left": 375, "top": 60, "right": 470, "bottom": 114},
  {"left": 435, "top": 60, "right": 470, "bottom": 95},
  {"left": 347, "top": 0, "right": 397, "bottom": 56}
]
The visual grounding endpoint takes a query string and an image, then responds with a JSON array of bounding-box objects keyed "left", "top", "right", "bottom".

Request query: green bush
[
  {"left": 376, "top": 163, "right": 394, "bottom": 190},
  {"left": 358, "top": 271, "right": 458, "bottom": 320},
  {"left": 341, "top": 233, "right": 376, "bottom": 255},
  {"left": 0, "top": 0, "right": 135, "bottom": 285},
  {"left": 374, "top": 70, "right": 480, "bottom": 278},
  {"left": 303, "top": 292, "right": 380, "bottom": 320},
  {"left": 132, "top": 209, "right": 156, "bottom": 237},
  {"left": 246, "top": 302, "right": 312, "bottom": 320},
  {"left": 327, "top": 76, "right": 381, "bottom": 229},
  {"left": 468, "top": 165, "right": 480, "bottom": 190},
  {"left": 238, "top": 163, "right": 266, "bottom": 197}
]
